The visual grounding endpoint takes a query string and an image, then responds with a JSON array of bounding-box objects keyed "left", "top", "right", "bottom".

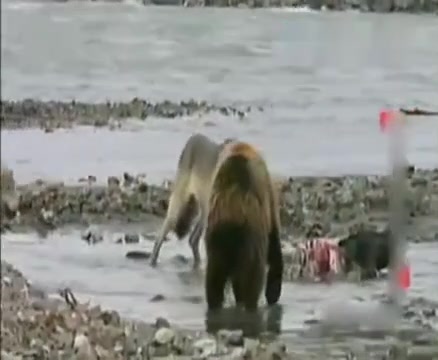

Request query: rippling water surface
[
  {"left": 1, "top": 0, "right": 438, "bottom": 335},
  {"left": 2, "top": 2, "right": 438, "bottom": 179}
]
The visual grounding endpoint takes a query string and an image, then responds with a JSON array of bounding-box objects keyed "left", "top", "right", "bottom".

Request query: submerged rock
[{"left": 125, "top": 250, "right": 151, "bottom": 261}]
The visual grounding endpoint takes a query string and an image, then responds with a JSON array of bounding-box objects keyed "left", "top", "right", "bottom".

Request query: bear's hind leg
[
  {"left": 239, "top": 260, "right": 264, "bottom": 312},
  {"left": 206, "top": 258, "right": 229, "bottom": 311}
]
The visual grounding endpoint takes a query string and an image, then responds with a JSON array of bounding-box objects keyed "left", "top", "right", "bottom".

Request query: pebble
[
  {"left": 123, "top": 172, "right": 135, "bottom": 187},
  {"left": 193, "top": 338, "right": 219, "bottom": 358},
  {"left": 172, "top": 254, "right": 190, "bottom": 266},
  {"left": 107, "top": 176, "right": 120, "bottom": 190},
  {"left": 422, "top": 308, "right": 436, "bottom": 318},
  {"left": 81, "top": 226, "right": 104, "bottom": 245},
  {"left": 243, "top": 338, "right": 260, "bottom": 358},
  {"left": 154, "top": 327, "right": 176, "bottom": 345},
  {"left": 73, "top": 333, "right": 94, "bottom": 358},
  {"left": 218, "top": 329, "right": 244, "bottom": 347},
  {"left": 155, "top": 317, "right": 171, "bottom": 329},
  {"left": 230, "top": 347, "right": 246, "bottom": 359},
  {"left": 150, "top": 294, "right": 166, "bottom": 302}
]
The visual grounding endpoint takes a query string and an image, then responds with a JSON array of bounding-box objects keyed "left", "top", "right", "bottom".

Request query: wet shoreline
[{"left": 2, "top": 165, "right": 438, "bottom": 287}]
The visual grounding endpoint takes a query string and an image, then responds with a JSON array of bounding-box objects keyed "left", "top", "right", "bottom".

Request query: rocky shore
[
  {"left": 0, "top": 99, "right": 259, "bottom": 131},
  {"left": 0, "top": 260, "right": 292, "bottom": 360},
  {"left": 2, "top": 166, "right": 438, "bottom": 242},
  {"left": 2, "top": 259, "right": 438, "bottom": 359}
]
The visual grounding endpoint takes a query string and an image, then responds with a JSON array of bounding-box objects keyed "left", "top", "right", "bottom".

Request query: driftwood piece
[{"left": 399, "top": 108, "right": 438, "bottom": 116}]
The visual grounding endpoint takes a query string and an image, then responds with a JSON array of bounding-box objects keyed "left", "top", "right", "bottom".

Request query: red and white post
[{"left": 379, "top": 109, "right": 411, "bottom": 306}]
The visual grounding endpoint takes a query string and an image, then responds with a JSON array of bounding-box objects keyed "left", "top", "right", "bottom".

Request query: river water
[
  {"left": 1, "top": 0, "right": 438, "bottom": 338},
  {"left": 1, "top": 2, "right": 438, "bottom": 181}
]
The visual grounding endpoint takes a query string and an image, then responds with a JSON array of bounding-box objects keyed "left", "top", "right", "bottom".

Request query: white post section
[{"left": 385, "top": 111, "right": 408, "bottom": 307}]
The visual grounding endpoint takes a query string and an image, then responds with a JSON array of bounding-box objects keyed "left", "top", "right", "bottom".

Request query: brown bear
[{"left": 204, "top": 141, "right": 283, "bottom": 312}]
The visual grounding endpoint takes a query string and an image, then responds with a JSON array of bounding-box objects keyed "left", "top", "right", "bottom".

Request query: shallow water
[
  {"left": 2, "top": 117, "right": 438, "bottom": 186},
  {"left": 2, "top": 228, "right": 438, "bottom": 332}
]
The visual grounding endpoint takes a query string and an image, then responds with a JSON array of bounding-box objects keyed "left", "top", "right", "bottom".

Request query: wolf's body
[
  {"left": 204, "top": 141, "right": 283, "bottom": 312},
  {"left": 150, "top": 133, "right": 235, "bottom": 267}
]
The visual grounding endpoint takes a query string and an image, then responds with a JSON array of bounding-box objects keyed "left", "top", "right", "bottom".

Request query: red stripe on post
[
  {"left": 379, "top": 109, "right": 398, "bottom": 132},
  {"left": 397, "top": 263, "right": 411, "bottom": 290}
]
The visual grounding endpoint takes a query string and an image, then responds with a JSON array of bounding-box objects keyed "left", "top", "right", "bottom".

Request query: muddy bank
[
  {"left": 0, "top": 99, "right": 259, "bottom": 131},
  {"left": 2, "top": 166, "right": 438, "bottom": 241}
]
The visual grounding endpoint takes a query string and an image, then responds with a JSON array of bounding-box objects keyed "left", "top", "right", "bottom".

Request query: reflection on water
[{"left": 205, "top": 304, "right": 284, "bottom": 338}]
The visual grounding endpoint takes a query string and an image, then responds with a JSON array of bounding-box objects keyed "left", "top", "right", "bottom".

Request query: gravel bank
[
  {"left": 0, "top": 99, "right": 260, "bottom": 131},
  {"left": 2, "top": 259, "right": 438, "bottom": 360},
  {"left": 2, "top": 166, "right": 438, "bottom": 242},
  {"left": 0, "top": 260, "right": 292, "bottom": 360}
]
